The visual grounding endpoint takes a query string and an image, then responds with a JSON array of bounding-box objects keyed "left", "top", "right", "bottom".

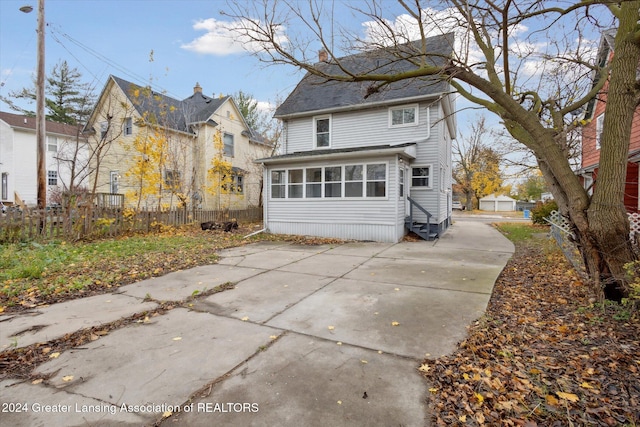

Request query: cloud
[{"left": 182, "top": 18, "right": 287, "bottom": 56}]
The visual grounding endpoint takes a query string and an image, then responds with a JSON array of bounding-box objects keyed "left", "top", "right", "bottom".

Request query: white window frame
[
  {"left": 596, "top": 113, "right": 604, "bottom": 150},
  {"left": 313, "top": 115, "right": 331, "bottom": 148},
  {"left": 223, "top": 133, "right": 234, "bottom": 157},
  {"left": 47, "top": 170, "right": 58, "bottom": 186},
  {"left": 411, "top": 165, "right": 432, "bottom": 189},
  {"left": 124, "top": 117, "right": 133, "bottom": 136},
  {"left": 389, "top": 104, "right": 419, "bottom": 128},
  {"left": 271, "top": 170, "right": 286, "bottom": 199},
  {"left": 47, "top": 136, "right": 57, "bottom": 152}
]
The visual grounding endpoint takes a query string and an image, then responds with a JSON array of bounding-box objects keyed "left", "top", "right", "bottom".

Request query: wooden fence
[{"left": 0, "top": 206, "right": 263, "bottom": 243}]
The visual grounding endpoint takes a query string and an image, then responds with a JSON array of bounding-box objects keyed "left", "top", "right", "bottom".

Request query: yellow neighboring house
[{"left": 84, "top": 75, "right": 272, "bottom": 210}]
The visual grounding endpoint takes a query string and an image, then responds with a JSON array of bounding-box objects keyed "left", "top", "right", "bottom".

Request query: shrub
[{"left": 530, "top": 200, "right": 558, "bottom": 225}]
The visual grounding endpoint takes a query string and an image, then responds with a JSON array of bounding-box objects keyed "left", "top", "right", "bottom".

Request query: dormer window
[{"left": 314, "top": 115, "right": 331, "bottom": 148}]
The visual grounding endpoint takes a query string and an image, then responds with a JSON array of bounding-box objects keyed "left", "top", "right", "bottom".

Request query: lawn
[{"left": 0, "top": 223, "right": 323, "bottom": 313}]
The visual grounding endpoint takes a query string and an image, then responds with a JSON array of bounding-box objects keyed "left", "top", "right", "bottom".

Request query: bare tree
[{"left": 224, "top": 0, "right": 639, "bottom": 299}]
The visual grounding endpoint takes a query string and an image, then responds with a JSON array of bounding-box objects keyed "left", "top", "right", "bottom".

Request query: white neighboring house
[
  {"left": 0, "top": 111, "right": 88, "bottom": 207},
  {"left": 258, "top": 34, "right": 456, "bottom": 242}
]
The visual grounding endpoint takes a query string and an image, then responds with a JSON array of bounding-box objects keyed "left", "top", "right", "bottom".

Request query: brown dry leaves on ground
[{"left": 423, "top": 234, "right": 639, "bottom": 426}]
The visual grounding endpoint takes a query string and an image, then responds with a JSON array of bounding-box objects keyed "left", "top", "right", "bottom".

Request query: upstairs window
[
  {"left": 412, "top": 166, "right": 431, "bottom": 188},
  {"left": 124, "top": 117, "right": 133, "bottom": 136},
  {"left": 47, "top": 136, "right": 57, "bottom": 152},
  {"left": 596, "top": 114, "right": 604, "bottom": 150},
  {"left": 99, "top": 121, "right": 109, "bottom": 140},
  {"left": 389, "top": 104, "right": 418, "bottom": 127},
  {"left": 223, "top": 133, "right": 234, "bottom": 157},
  {"left": 314, "top": 116, "right": 331, "bottom": 148}
]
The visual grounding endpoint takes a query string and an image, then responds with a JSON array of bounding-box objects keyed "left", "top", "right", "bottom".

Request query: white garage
[{"left": 479, "top": 194, "right": 517, "bottom": 212}]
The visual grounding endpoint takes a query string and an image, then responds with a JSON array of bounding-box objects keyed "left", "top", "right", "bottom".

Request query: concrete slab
[
  {"left": 435, "top": 221, "right": 515, "bottom": 253},
  {"left": 376, "top": 241, "right": 512, "bottom": 265},
  {"left": 120, "top": 264, "right": 265, "bottom": 301},
  {"left": 34, "top": 308, "right": 282, "bottom": 423},
  {"left": 267, "top": 278, "right": 491, "bottom": 358},
  {"left": 168, "top": 333, "right": 429, "bottom": 427},
  {"left": 278, "top": 243, "right": 340, "bottom": 253},
  {"left": 277, "top": 253, "right": 370, "bottom": 277},
  {"left": 193, "top": 270, "right": 334, "bottom": 323},
  {"left": 323, "top": 242, "right": 394, "bottom": 257},
  {"left": 0, "top": 294, "right": 157, "bottom": 350},
  {"left": 217, "top": 243, "right": 285, "bottom": 258},
  {"left": 344, "top": 257, "right": 504, "bottom": 294},
  {"left": 235, "top": 249, "right": 315, "bottom": 270},
  {"left": 0, "top": 380, "right": 147, "bottom": 427}
]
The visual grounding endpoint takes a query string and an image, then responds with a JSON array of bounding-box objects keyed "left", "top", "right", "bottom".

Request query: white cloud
[{"left": 181, "top": 18, "right": 287, "bottom": 56}]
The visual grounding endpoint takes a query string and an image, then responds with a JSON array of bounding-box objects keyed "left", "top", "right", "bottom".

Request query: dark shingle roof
[
  {"left": 111, "top": 75, "right": 228, "bottom": 134},
  {"left": 275, "top": 33, "right": 454, "bottom": 118}
]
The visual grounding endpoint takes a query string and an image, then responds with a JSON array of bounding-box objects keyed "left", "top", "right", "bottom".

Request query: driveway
[{"left": 0, "top": 220, "right": 514, "bottom": 427}]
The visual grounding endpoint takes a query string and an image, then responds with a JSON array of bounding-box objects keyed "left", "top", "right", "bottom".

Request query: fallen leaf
[
  {"left": 580, "top": 382, "right": 594, "bottom": 389},
  {"left": 336, "top": 342, "right": 343, "bottom": 345},
  {"left": 162, "top": 411, "right": 172, "bottom": 418},
  {"left": 556, "top": 391, "right": 579, "bottom": 402},
  {"left": 361, "top": 360, "right": 368, "bottom": 364},
  {"left": 428, "top": 387, "right": 438, "bottom": 394},
  {"left": 328, "top": 325, "right": 335, "bottom": 330},
  {"left": 459, "top": 415, "right": 467, "bottom": 422},
  {"left": 394, "top": 288, "right": 400, "bottom": 291},
  {"left": 337, "top": 400, "right": 342, "bottom": 405},
  {"left": 419, "top": 363, "right": 431, "bottom": 373},
  {"left": 90, "top": 334, "right": 99, "bottom": 341},
  {"left": 546, "top": 394, "right": 559, "bottom": 406},
  {"left": 475, "top": 392, "right": 484, "bottom": 405},
  {"left": 32, "top": 378, "right": 43, "bottom": 385},
  {"left": 42, "top": 347, "right": 51, "bottom": 354},
  {"left": 391, "top": 321, "right": 400, "bottom": 326},
  {"left": 62, "top": 375, "right": 74, "bottom": 382},
  {"left": 49, "top": 352, "right": 60, "bottom": 359},
  {"left": 270, "top": 335, "right": 278, "bottom": 340},
  {"left": 241, "top": 316, "right": 249, "bottom": 321},
  {"left": 172, "top": 337, "right": 182, "bottom": 341}
]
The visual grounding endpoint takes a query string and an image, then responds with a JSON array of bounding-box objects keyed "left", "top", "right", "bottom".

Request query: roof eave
[{"left": 256, "top": 144, "right": 416, "bottom": 165}]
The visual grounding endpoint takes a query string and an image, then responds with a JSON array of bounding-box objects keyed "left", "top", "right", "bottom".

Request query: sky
[{"left": 0, "top": 0, "right": 309, "bottom": 116}]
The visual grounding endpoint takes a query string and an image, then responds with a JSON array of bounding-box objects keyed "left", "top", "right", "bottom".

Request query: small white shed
[{"left": 479, "top": 194, "right": 517, "bottom": 212}]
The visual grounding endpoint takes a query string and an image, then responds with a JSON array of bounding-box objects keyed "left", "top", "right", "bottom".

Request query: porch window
[
  {"left": 314, "top": 116, "right": 331, "bottom": 148},
  {"left": 271, "top": 170, "right": 286, "bottom": 198},
  {"left": 399, "top": 167, "right": 405, "bottom": 198},
  {"left": 366, "top": 164, "right": 386, "bottom": 197},
  {"left": 306, "top": 168, "right": 322, "bottom": 198},
  {"left": 324, "top": 166, "right": 341, "bottom": 197},
  {"left": 596, "top": 114, "right": 604, "bottom": 150},
  {"left": 389, "top": 104, "right": 418, "bottom": 127},
  {"left": 345, "top": 165, "right": 363, "bottom": 197},
  {"left": 412, "top": 166, "right": 431, "bottom": 188},
  {"left": 288, "top": 169, "right": 303, "bottom": 198}
]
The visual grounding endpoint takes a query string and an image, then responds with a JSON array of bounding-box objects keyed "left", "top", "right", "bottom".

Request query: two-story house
[
  {"left": 85, "top": 75, "right": 272, "bottom": 210},
  {"left": 580, "top": 28, "right": 640, "bottom": 213},
  {"left": 258, "top": 34, "right": 456, "bottom": 243},
  {"left": 0, "top": 111, "right": 88, "bottom": 207}
]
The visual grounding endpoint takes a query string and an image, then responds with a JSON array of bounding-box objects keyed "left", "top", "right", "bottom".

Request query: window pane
[
  {"left": 367, "top": 164, "right": 386, "bottom": 180},
  {"left": 306, "top": 183, "right": 322, "bottom": 198},
  {"left": 367, "top": 182, "right": 385, "bottom": 197},
  {"left": 316, "top": 133, "right": 329, "bottom": 147},
  {"left": 316, "top": 118, "right": 329, "bottom": 133},
  {"left": 223, "top": 133, "right": 234, "bottom": 156},
  {"left": 391, "top": 109, "right": 403, "bottom": 125},
  {"left": 412, "top": 177, "right": 428, "bottom": 187},
  {"left": 325, "top": 182, "right": 341, "bottom": 197},
  {"left": 306, "top": 168, "right": 322, "bottom": 182},
  {"left": 288, "top": 185, "right": 303, "bottom": 198},
  {"left": 345, "top": 182, "right": 363, "bottom": 197},
  {"left": 272, "top": 185, "right": 285, "bottom": 198},
  {"left": 272, "top": 170, "right": 285, "bottom": 184},
  {"left": 403, "top": 108, "right": 415, "bottom": 124},
  {"left": 325, "top": 166, "right": 341, "bottom": 182},
  {"left": 289, "top": 169, "right": 303, "bottom": 183},
  {"left": 344, "top": 165, "right": 362, "bottom": 181}
]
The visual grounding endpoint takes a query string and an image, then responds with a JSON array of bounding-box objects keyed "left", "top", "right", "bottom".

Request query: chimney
[
  {"left": 318, "top": 49, "right": 328, "bottom": 62},
  {"left": 193, "top": 82, "right": 202, "bottom": 94}
]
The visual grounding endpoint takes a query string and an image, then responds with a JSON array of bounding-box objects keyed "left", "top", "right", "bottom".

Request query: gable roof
[
  {"left": 110, "top": 75, "right": 228, "bottom": 134},
  {"left": 275, "top": 33, "right": 454, "bottom": 118},
  {"left": 0, "top": 111, "right": 85, "bottom": 139},
  {"left": 583, "top": 28, "right": 617, "bottom": 121}
]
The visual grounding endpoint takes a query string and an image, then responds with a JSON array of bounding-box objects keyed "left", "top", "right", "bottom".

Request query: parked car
[{"left": 452, "top": 200, "right": 464, "bottom": 210}]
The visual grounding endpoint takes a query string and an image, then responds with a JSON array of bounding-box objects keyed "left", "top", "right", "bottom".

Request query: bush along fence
[{"left": 0, "top": 206, "right": 263, "bottom": 243}]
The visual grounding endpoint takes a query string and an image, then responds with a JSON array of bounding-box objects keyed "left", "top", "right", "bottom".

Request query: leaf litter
[{"left": 421, "top": 232, "right": 639, "bottom": 426}]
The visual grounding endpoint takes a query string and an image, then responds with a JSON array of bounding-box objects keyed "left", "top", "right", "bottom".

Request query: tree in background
[
  {"left": 516, "top": 171, "right": 548, "bottom": 202},
  {"left": 207, "top": 129, "right": 234, "bottom": 209},
  {"left": 122, "top": 128, "right": 167, "bottom": 210},
  {"left": 225, "top": 0, "right": 639, "bottom": 299},
  {"left": 1, "top": 60, "right": 95, "bottom": 125},
  {"left": 453, "top": 116, "right": 504, "bottom": 210}
]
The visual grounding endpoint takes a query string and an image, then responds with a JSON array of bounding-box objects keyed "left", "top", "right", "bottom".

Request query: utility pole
[{"left": 36, "top": 0, "right": 46, "bottom": 211}]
